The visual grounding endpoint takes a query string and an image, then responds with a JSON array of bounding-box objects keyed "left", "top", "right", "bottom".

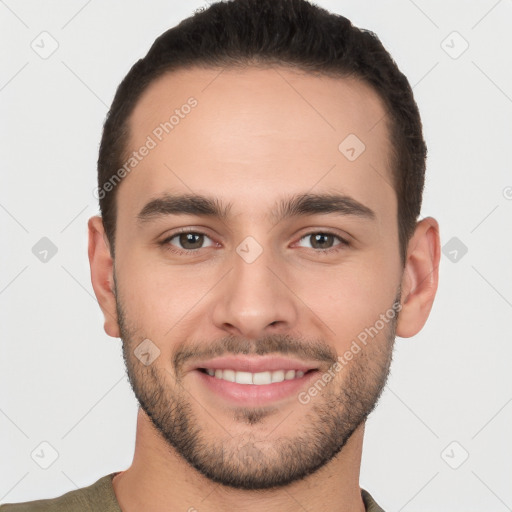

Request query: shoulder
[
  {"left": 361, "top": 488, "right": 386, "bottom": 512},
  {"left": 0, "top": 473, "right": 121, "bottom": 512}
]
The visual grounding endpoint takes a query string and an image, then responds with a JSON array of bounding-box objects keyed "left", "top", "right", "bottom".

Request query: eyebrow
[
  {"left": 136, "top": 192, "right": 376, "bottom": 225},
  {"left": 137, "top": 194, "right": 232, "bottom": 223},
  {"left": 270, "top": 192, "right": 375, "bottom": 224}
]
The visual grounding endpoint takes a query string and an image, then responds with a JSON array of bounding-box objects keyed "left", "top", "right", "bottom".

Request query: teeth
[
  {"left": 253, "top": 371, "right": 271, "bottom": 385},
  {"left": 285, "top": 369, "right": 295, "bottom": 380},
  {"left": 235, "top": 371, "right": 253, "bottom": 385},
  {"left": 203, "top": 368, "right": 308, "bottom": 385},
  {"left": 223, "top": 369, "right": 235, "bottom": 382},
  {"left": 271, "top": 370, "right": 285, "bottom": 383}
]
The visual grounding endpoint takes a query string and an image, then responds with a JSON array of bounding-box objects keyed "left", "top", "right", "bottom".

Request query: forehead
[{"left": 120, "top": 65, "right": 395, "bottom": 224}]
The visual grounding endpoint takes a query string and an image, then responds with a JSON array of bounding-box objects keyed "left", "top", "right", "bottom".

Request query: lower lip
[{"left": 193, "top": 369, "right": 320, "bottom": 406}]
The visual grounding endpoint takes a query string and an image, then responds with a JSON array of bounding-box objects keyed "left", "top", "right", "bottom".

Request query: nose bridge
[{"left": 211, "top": 240, "right": 298, "bottom": 337}]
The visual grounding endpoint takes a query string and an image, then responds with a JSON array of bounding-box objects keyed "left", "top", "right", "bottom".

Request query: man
[{"left": 1, "top": 0, "right": 440, "bottom": 510}]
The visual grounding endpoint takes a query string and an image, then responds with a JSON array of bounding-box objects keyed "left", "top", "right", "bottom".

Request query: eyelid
[{"left": 160, "top": 226, "right": 216, "bottom": 240}]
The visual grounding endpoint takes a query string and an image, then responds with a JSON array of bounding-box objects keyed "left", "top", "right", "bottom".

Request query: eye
[
  {"left": 296, "top": 231, "right": 349, "bottom": 253},
  {"left": 160, "top": 230, "right": 216, "bottom": 254}
]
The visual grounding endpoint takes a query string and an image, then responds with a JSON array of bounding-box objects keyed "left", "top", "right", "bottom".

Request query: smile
[{"left": 199, "top": 368, "right": 308, "bottom": 385}]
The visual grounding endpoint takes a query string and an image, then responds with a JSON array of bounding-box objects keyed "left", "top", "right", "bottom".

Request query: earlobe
[
  {"left": 87, "top": 215, "right": 120, "bottom": 338},
  {"left": 396, "top": 217, "right": 441, "bottom": 338}
]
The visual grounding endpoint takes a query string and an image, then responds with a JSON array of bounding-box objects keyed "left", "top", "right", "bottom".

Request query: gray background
[{"left": 1, "top": 0, "right": 511, "bottom": 510}]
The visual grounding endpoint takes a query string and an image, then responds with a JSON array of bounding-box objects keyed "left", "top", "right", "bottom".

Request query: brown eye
[
  {"left": 178, "top": 233, "right": 204, "bottom": 250},
  {"left": 310, "top": 233, "right": 335, "bottom": 249},
  {"left": 161, "top": 231, "right": 215, "bottom": 253},
  {"left": 297, "top": 232, "right": 349, "bottom": 252}
]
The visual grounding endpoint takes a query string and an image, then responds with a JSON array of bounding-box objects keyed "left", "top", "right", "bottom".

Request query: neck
[{"left": 113, "top": 408, "right": 366, "bottom": 512}]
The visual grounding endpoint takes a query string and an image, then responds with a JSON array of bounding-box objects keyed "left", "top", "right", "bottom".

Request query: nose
[{"left": 211, "top": 245, "right": 299, "bottom": 339}]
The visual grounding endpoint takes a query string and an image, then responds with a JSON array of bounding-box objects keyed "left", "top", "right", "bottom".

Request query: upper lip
[{"left": 191, "top": 355, "right": 320, "bottom": 374}]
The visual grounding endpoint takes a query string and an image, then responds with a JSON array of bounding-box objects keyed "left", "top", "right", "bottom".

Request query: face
[{"left": 110, "top": 66, "right": 404, "bottom": 489}]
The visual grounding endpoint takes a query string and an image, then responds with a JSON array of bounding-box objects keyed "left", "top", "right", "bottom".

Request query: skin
[{"left": 88, "top": 66, "right": 440, "bottom": 512}]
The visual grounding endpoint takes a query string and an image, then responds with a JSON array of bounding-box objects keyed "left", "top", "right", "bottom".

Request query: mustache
[{"left": 172, "top": 333, "right": 339, "bottom": 374}]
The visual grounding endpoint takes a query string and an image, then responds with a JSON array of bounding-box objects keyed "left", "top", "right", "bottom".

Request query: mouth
[{"left": 190, "top": 355, "right": 322, "bottom": 406}]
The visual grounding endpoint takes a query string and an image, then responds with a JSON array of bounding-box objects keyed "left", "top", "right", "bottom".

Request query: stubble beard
[{"left": 115, "top": 289, "right": 399, "bottom": 490}]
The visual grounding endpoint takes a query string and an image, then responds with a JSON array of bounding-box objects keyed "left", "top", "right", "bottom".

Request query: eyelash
[{"left": 159, "top": 228, "right": 350, "bottom": 256}]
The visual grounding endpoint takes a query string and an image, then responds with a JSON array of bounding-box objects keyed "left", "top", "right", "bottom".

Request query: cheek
[
  {"left": 116, "top": 252, "right": 218, "bottom": 334},
  {"left": 294, "top": 256, "right": 400, "bottom": 343}
]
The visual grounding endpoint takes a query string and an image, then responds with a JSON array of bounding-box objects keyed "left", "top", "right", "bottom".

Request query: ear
[
  {"left": 87, "top": 215, "right": 120, "bottom": 338},
  {"left": 396, "top": 217, "right": 440, "bottom": 338}
]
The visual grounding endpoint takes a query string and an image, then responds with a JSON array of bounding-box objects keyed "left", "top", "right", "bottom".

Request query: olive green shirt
[{"left": 0, "top": 473, "right": 385, "bottom": 511}]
